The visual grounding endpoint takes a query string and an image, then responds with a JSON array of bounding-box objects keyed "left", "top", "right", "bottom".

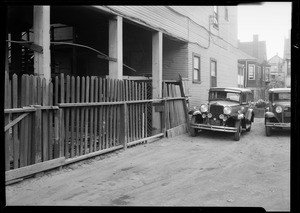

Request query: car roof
[
  {"left": 268, "top": 88, "right": 290, "bottom": 93},
  {"left": 209, "top": 87, "right": 253, "bottom": 93}
]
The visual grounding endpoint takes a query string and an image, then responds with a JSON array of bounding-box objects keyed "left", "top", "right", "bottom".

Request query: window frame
[
  {"left": 210, "top": 58, "right": 217, "bottom": 87},
  {"left": 192, "top": 53, "right": 201, "bottom": 83},
  {"left": 248, "top": 64, "right": 255, "bottom": 80},
  {"left": 213, "top": 6, "right": 219, "bottom": 29}
]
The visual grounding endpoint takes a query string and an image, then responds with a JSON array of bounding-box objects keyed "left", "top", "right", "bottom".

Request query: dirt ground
[{"left": 5, "top": 118, "right": 290, "bottom": 211}]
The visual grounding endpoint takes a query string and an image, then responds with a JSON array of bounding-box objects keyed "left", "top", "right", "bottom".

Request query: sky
[{"left": 237, "top": 2, "right": 292, "bottom": 60}]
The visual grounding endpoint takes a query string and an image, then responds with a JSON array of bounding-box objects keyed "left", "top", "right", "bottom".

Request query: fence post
[{"left": 120, "top": 103, "right": 127, "bottom": 150}]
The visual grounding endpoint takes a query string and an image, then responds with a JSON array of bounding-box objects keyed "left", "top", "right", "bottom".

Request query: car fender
[
  {"left": 245, "top": 108, "right": 254, "bottom": 122},
  {"left": 265, "top": 111, "right": 275, "bottom": 118},
  {"left": 192, "top": 110, "right": 201, "bottom": 116}
]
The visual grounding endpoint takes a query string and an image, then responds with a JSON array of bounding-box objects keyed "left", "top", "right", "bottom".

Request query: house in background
[
  {"left": 268, "top": 54, "right": 284, "bottom": 82},
  {"left": 282, "top": 36, "right": 291, "bottom": 88},
  {"left": 238, "top": 34, "right": 270, "bottom": 100}
]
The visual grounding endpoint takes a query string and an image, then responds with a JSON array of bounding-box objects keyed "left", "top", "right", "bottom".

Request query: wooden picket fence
[
  {"left": 56, "top": 74, "right": 150, "bottom": 159},
  {"left": 4, "top": 71, "right": 188, "bottom": 183},
  {"left": 4, "top": 71, "right": 60, "bottom": 172}
]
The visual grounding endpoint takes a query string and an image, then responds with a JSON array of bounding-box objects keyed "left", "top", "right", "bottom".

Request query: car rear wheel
[
  {"left": 234, "top": 120, "right": 242, "bottom": 141},
  {"left": 189, "top": 116, "right": 197, "bottom": 137}
]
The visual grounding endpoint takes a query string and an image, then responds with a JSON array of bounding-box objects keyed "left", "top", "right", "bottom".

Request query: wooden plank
[
  {"left": 166, "top": 124, "right": 187, "bottom": 138},
  {"left": 113, "top": 79, "right": 117, "bottom": 146},
  {"left": 19, "top": 75, "right": 26, "bottom": 167},
  {"left": 30, "top": 75, "right": 36, "bottom": 165},
  {"left": 48, "top": 81, "right": 53, "bottom": 160},
  {"left": 70, "top": 76, "right": 75, "bottom": 158},
  {"left": 42, "top": 78, "right": 48, "bottom": 161},
  {"left": 178, "top": 75, "right": 190, "bottom": 130},
  {"left": 6, "top": 157, "right": 65, "bottom": 182},
  {"left": 80, "top": 76, "right": 85, "bottom": 156},
  {"left": 35, "top": 105, "right": 42, "bottom": 163},
  {"left": 98, "top": 78, "right": 103, "bottom": 150},
  {"left": 76, "top": 76, "right": 80, "bottom": 156},
  {"left": 168, "top": 84, "right": 175, "bottom": 128},
  {"left": 102, "top": 78, "right": 106, "bottom": 149},
  {"left": 120, "top": 103, "right": 127, "bottom": 150},
  {"left": 105, "top": 78, "right": 110, "bottom": 148},
  {"left": 132, "top": 81, "right": 136, "bottom": 141},
  {"left": 144, "top": 82, "right": 148, "bottom": 138},
  {"left": 84, "top": 76, "right": 90, "bottom": 154},
  {"left": 5, "top": 72, "right": 11, "bottom": 170},
  {"left": 4, "top": 113, "right": 29, "bottom": 132},
  {"left": 129, "top": 81, "right": 133, "bottom": 142},
  {"left": 58, "top": 109, "right": 64, "bottom": 157},
  {"left": 60, "top": 74, "right": 65, "bottom": 157},
  {"left": 109, "top": 79, "right": 114, "bottom": 148},
  {"left": 53, "top": 108, "right": 60, "bottom": 159},
  {"left": 26, "top": 75, "right": 32, "bottom": 165},
  {"left": 55, "top": 76, "right": 59, "bottom": 106},
  {"left": 127, "top": 133, "right": 164, "bottom": 147},
  {"left": 64, "top": 146, "right": 122, "bottom": 166},
  {"left": 116, "top": 80, "right": 122, "bottom": 145},
  {"left": 94, "top": 77, "right": 99, "bottom": 151},
  {"left": 65, "top": 75, "right": 70, "bottom": 158},
  {"left": 12, "top": 74, "right": 19, "bottom": 169},
  {"left": 90, "top": 77, "right": 94, "bottom": 153}
]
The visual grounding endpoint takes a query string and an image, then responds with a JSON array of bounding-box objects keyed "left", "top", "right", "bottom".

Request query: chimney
[{"left": 252, "top": 34, "right": 259, "bottom": 59}]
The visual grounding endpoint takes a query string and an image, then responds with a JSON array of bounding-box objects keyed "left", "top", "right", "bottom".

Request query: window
[
  {"left": 238, "top": 65, "right": 244, "bottom": 88},
  {"left": 193, "top": 54, "right": 201, "bottom": 83},
  {"left": 225, "top": 7, "right": 229, "bottom": 21},
  {"left": 248, "top": 64, "right": 255, "bottom": 80},
  {"left": 210, "top": 59, "right": 217, "bottom": 87},
  {"left": 213, "top": 6, "right": 219, "bottom": 29},
  {"left": 265, "top": 67, "right": 270, "bottom": 81}
]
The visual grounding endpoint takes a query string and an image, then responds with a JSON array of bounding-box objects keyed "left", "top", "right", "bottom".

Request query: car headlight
[
  {"left": 200, "top": 104, "right": 208, "bottom": 113},
  {"left": 276, "top": 106, "right": 283, "bottom": 113},
  {"left": 223, "top": 106, "right": 232, "bottom": 115}
]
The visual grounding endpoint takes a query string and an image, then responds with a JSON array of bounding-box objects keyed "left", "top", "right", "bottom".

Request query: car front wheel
[
  {"left": 265, "top": 118, "right": 271, "bottom": 136},
  {"left": 245, "top": 120, "right": 252, "bottom": 132},
  {"left": 265, "top": 126, "right": 271, "bottom": 136},
  {"left": 234, "top": 120, "right": 242, "bottom": 141}
]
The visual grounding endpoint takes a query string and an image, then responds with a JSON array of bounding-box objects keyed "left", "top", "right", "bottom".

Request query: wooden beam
[
  {"left": 109, "top": 16, "right": 123, "bottom": 80},
  {"left": 4, "top": 113, "right": 29, "bottom": 132},
  {"left": 5, "top": 157, "right": 65, "bottom": 182},
  {"left": 33, "top": 6, "right": 51, "bottom": 83},
  {"left": 152, "top": 31, "right": 163, "bottom": 135}
]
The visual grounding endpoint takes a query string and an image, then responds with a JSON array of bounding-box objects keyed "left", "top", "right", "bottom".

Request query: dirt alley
[{"left": 5, "top": 118, "right": 290, "bottom": 211}]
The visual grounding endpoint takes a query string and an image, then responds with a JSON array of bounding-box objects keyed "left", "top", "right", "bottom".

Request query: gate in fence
[{"left": 4, "top": 71, "right": 188, "bottom": 184}]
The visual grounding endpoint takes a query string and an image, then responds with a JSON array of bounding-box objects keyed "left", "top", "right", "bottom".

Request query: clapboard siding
[
  {"left": 105, "top": 6, "right": 189, "bottom": 40},
  {"left": 163, "top": 38, "right": 188, "bottom": 80}
]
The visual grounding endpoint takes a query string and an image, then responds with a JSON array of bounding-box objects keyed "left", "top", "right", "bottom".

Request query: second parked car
[
  {"left": 265, "top": 88, "right": 291, "bottom": 136},
  {"left": 189, "top": 87, "right": 255, "bottom": 141}
]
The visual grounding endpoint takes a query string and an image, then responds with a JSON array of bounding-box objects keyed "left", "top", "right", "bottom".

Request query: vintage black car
[
  {"left": 265, "top": 88, "right": 291, "bottom": 136},
  {"left": 189, "top": 87, "right": 255, "bottom": 141}
]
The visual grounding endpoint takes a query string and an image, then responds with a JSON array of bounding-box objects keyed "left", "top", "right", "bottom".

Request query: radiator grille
[{"left": 209, "top": 105, "right": 223, "bottom": 118}]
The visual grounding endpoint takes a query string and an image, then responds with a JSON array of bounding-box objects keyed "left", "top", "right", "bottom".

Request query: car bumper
[
  {"left": 190, "top": 123, "right": 238, "bottom": 133},
  {"left": 265, "top": 122, "right": 291, "bottom": 128}
]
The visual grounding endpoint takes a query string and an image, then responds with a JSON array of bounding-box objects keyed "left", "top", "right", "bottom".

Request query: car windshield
[
  {"left": 273, "top": 93, "right": 291, "bottom": 101},
  {"left": 210, "top": 91, "right": 240, "bottom": 103}
]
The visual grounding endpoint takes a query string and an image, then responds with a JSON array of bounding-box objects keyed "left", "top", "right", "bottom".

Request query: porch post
[
  {"left": 152, "top": 31, "right": 163, "bottom": 135},
  {"left": 109, "top": 16, "right": 123, "bottom": 80},
  {"left": 33, "top": 6, "right": 51, "bottom": 83}
]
